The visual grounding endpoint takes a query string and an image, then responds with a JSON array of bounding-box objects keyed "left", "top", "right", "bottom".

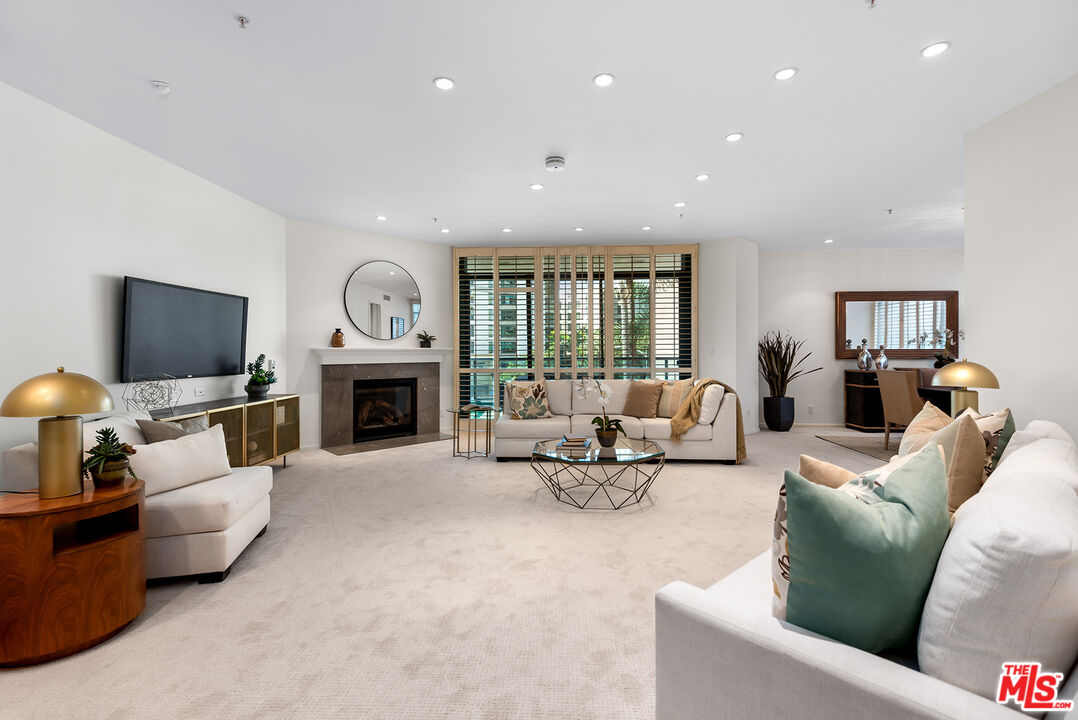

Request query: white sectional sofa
[
  {"left": 494, "top": 379, "right": 739, "bottom": 461},
  {"left": 1, "top": 410, "right": 270, "bottom": 583},
  {"left": 655, "top": 422, "right": 1078, "bottom": 720}
]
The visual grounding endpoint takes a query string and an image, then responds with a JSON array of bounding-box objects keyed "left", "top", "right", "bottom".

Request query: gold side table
[{"left": 449, "top": 405, "right": 494, "bottom": 459}]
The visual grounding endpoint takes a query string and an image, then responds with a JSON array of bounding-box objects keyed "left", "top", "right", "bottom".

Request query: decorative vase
[
  {"left": 90, "top": 459, "right": 129, "bottom": 489},
  {"left": 419, "top": 339, "right": 432, "bottom": 348},
  {"left": 858, "top": 344, "right": 876, "bottom": 371},
  {"left": 876, "top": 346, "right": 889, "bottom": 370},
  {"left": 330, "top": 328, "right": 345, "bottom": 348},
  {"left": 595, "top": 429, "right": 618, "bottom": 448},
  {"left": 245, "top": 383, "right": 270, "bottom": 400},
  {"left": 763, "top": 397, "right": 795, "bottom": 432}
]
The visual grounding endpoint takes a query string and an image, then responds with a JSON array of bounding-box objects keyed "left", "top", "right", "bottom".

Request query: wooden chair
[{"left": 877, "top": 370, "right": 922, "bottom": 451}]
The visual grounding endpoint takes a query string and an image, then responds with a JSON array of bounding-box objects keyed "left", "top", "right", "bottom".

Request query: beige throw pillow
[
  {"left": 798, "top": 455, "right": 858, "bottom": 489},
  {"left": 929, "top": 413, "right": 987, "bottom": 513},
  {"left": 128, "top": 423, "right": 232, "bottom": 497},
  {"left": 958, "top": 407, "right": 1016, "bottom": 479},
  {"left": 622, "top": 381, "right": 663, "bottom": 418},
  {"left": 137, "top": 416, "right": 210, "bottom": 444},
  {"left": 657, "top": 378, "right": 694, "bottom": 418},
  {"left": 507, "top": 381, "right": 553, "bottom": 419},
  {"left": 899, "top": 402, "right": 953, "bottom": 456}
]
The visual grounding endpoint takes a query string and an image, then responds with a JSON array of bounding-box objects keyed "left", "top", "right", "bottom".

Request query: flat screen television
[{"left": 121, "top": 277, "right": 248, "bottom": 382}]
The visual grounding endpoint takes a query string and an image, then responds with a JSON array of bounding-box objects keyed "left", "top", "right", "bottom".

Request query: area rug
[{"left": 815, "top": 433, "right": 898, "bottom": 462}]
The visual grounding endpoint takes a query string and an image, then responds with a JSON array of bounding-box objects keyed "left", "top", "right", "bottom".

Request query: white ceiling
[{"left": 1, "top": 1, "right": 1076, "bottom": 250}]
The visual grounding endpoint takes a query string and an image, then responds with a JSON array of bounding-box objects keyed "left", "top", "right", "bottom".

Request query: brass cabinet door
[
  {"left": 207, "top": 407, "right": 245, "bottom": 467},
  {"left": 275, "top": 397, "right": 300, "bottom": 457},
  {"left": 244, "top": 401, "right": 276, "bottom": 466}
]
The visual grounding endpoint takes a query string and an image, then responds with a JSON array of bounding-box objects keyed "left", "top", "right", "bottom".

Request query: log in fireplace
[{"left": 353, "top": 378, "right": 417, "bottom": 443}]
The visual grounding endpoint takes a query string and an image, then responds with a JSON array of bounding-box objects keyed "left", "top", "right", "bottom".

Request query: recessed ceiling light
[
  {"left": 726, "top": 133, "right": 743, "bottom": 143},
  {"left": 149, "top": 80, "right": 171, "bottom": 96},
  {"left": 774, "top": 67, "right": 798, "bottom": 81},
  {"left": 501, "top": 228, "right": 512, "bottom": 233},
  {"left": 695, "top": 173, "right": 710, "bottom": 182},
  {"left": 433, "top": 77, "right": 455, "bottom": 90},
  {"left": 641, "top": 226, "right": 652, "bottom": 231},
  {"left": 389, "top": 271, "right": 396, "bottom": 275},
  {"left": 529, "top": 183, "right": 544, "bottom": 191},
  {"left": 593, "top": 73, "right": 615, "bottom": 87},
  {"left": 573, "top": 227, "right": 584, "bottom": 232},
  {"left": 921, "top": 42, "right": 951, "bottom": 58},
  {"left": 376, "top": 215, "right": 387, "bottom": 221},
  {"left": 823, "top": 238, "right": 834, "bottom": 244},
  {"left": 440, "top": 228, "right": 450, "bottom": 234},
  {"left": 673, "top": 201, "right": 687, "bottom": 208}
]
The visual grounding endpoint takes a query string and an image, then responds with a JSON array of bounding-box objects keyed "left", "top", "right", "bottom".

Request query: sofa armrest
[
  {"left": 655, "top": 581, "right": 1021, "bottom": 720},
  {"left": 1, "top": 442, "right": 39, "bottom": 492}
]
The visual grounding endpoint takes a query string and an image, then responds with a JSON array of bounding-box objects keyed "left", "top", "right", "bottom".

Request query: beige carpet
[
  {"left": 815, "top": 433, "right": 900, "bottom": 462},
  {"left": 0, "top": 428, "right": 876, "bottom": 719}
]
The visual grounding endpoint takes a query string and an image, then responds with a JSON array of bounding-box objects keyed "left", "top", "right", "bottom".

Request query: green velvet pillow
[{"left": 785, "top": 445, "right": 950, "bottom": 653}]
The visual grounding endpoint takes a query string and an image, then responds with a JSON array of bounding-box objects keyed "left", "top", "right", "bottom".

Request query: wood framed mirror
[{"left": 835, "top": 291, "right": 958, "bottom": 359}]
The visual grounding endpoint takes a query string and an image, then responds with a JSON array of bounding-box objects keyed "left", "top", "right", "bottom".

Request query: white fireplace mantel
[{"left": 313, "top": 346, "right": 451, "bottom": 366}]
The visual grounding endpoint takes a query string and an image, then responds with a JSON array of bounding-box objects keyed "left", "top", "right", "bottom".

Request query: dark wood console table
[
  {"left": 0, "top": 479, "right": 145, "bottom": 666},
  {"left": 844, "top": 369, "right": 957, "bottom": 432}
]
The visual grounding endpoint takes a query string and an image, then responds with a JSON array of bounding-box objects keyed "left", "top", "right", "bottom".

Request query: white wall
[
  {"left": 0, "top": 81, "right": 286, "bottom": 463},
  {"left": 965, "top": 74, "right": 1078, "bottom": 439},
  {"left": 758, "top": 249, "right": 964, "bottom": 426},
  {"left": 285, "top": 220, "right": 453, "bottom": 447},
  {"left": 698, "top": 238, "right": 760, "bottom": 434}
]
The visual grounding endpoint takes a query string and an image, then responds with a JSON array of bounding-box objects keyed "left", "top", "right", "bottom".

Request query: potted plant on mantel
[
  {"left": 416, "top": 331, "right": 437, "bottom": 349},
  {"left": 575, "top": 378, "right": 624, "bottom": 447},
  {"left": 758, "top": 331, "right": 822, "bottom": 432},
  {"left": 245, "top": 353, "right": 277, "bottom": 400},
  {"left": 82, "top": 427, "right": 138, "bottom": 489}
]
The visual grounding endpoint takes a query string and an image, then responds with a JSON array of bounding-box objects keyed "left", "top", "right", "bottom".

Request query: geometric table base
[{"left": 531, "top": 455, "right": 665, "bottom": 510}]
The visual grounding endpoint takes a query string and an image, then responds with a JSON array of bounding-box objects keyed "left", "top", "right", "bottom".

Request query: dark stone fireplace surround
[{"left": 321, "top": 362, "right": 440, "bottom": 448}]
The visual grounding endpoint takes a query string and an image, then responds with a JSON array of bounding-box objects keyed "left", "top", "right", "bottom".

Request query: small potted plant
[
  {"left": 574, "top": 378, "right": 624, "bottom": 447},
  {"left": 908, "top": 328, "right": 965, "bottom": 368},
  {"left": 758, "top": 331, "right": 821, "bottom": 432},
  {"left": 82, "top": 427, "right": 138, "bottom": 489},
  {"left": 245, "top": 353, "right": 277, "bottom": 400},
  {"left": 416, "top": 331, "right": 437, "bottom": 349}
]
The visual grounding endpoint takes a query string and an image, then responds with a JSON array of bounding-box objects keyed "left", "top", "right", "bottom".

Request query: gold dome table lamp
[
  {"left": 932, "top": 359, "right": 999, "bottom": 416},
  {"left": 1, "top": 367, "right": 114, "bottom": 498}
]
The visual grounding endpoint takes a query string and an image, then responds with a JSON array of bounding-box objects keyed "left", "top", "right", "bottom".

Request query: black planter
[
  {"left": 245, "top": 383, "right": 270, "bottom": 401},
  {"left": 763, "top": 396, "right": 795, "bottom": 432},
  {"left": 419, "top": 340, "right": 432, "bottom": 348}
]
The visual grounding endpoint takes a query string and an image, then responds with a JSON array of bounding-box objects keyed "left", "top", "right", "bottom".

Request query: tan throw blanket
[{"left": 669, "top": 379, "right": 748, "bottom": 464}]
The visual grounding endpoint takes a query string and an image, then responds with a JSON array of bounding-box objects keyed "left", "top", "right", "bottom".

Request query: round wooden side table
[{"left": 0, "top": 478, "right": 146, "bottom": 667}]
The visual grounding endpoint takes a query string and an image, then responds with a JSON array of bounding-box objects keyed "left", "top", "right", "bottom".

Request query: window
[
  {"left": 454, "top": 246, "right": 697, "bottom": 408},
  {"left": 871, "top": 300, "right": 948, "bottom": 349}
]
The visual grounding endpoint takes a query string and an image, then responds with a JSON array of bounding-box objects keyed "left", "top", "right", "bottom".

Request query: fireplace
[{"left": 353, "top": 378, "right": 418, "bottom": 443}]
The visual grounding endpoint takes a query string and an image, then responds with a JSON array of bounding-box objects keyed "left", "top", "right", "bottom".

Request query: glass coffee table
[{"left": 531, "top": 437, "right": 666, "bottom": 510}]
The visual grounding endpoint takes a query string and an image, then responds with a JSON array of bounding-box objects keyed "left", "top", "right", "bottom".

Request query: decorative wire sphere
[{"left": 123, "top": 373, "right": 182, "bottom": 413}]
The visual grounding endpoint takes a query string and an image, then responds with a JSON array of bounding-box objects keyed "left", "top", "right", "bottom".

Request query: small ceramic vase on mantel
[{"left": 330, "top": 328, "right": 345, "bottom": 348}]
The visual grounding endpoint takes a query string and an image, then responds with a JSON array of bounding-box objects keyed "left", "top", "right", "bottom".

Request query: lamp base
[
  {"left": 38, "top": 416, "right": 84, "bottom": 499},
  {"left": 951, "top": 389, "right": 980, "bottom": 417}
]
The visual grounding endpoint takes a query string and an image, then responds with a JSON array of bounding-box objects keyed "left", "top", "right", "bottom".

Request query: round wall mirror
[{"left": 344, "top": 261, "right": 421, "bottom": 340}]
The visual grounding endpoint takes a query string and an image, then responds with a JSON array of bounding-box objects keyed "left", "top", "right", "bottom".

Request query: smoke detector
[
  {"left": 545, "top": 156, "right": 566, "bottom": 172},
  {"left": 149, "top": 80, "right": 171, "bottom": 97}
]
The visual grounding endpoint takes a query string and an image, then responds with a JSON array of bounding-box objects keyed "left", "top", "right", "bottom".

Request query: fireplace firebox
[{"left": 353, "top": 378, "right": 417, "bottom": 443}]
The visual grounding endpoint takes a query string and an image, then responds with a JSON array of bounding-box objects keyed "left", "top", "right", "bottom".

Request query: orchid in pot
[{"left": 574, "top": 378, "right": 624, "bottom": 447}]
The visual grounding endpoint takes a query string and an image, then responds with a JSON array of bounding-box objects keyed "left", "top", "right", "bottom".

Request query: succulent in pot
[
  {"left": 82, "top": 427, "right": 138, "bottom": 489},
  {"left": 245, "top": 353, "right": 277, "bottom": 400},
  {"left": 416, "top": 331, "right": 437, "bottom": 349}
]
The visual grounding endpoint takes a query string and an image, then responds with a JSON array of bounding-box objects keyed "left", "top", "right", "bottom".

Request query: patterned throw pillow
[
  {"left": 507, "top": 381, "right": 552, "bottom": 420},
  {"left": 958, "top": 407, "right": 1016, "bottom": 479},
  {"left": 657, "top": 378, "right": 695, "bottom": 418}
]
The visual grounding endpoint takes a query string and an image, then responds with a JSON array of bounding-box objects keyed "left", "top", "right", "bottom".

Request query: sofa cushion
[
  {"left": 571, "top": 379, "right": 630, "bottom": 416},
  {"left": 640, "top": 417, "right": 710, "bottom": 441},
  {"left": 82, "top": 411, "right": 150, "bottom": 455},
  {"left": 797, "top": 455, "right": 858, "bottom": 489},
  {"left": 493, "top": 413, "right": 570, "bottom": 439},
  {"left": 622, "top": 380, "right": 663, "bottom": 418},
  {"left": 506, "top": 380, "right": 553, "bottom": 419},
  {"left": 697, "top": 385, "right": 724, "bottom": 425},
  {"left": 997, "top": 420, "right": 1073, "bottom": 466},
  {"left": 144, "top": 466, "right": 272, "bottom": 537},
  {"left": 988, "top": 437, "right": 1078, "bottom": 494},
  {"left": 544, "top": 380, "right": 573, "bottom": 416},
  {"left": 958, "top": 407, "right": 1016, "bottom": 478},
  {"left": 136, "top": 416, "right": 209, "bottom": 443},
  {"left": 128, "top": 424, "right": 232, "bottom": 497},
  {"left": 918, "top": 463, "right": 1078, "bottom": 703},
  {"left": 657, "top": 378, "right": 695, "bottom": 418},
  {"left": 926, "top": 413, "right": 989, "bottom": 514},
  {"left": 570, "top": 414, "right": 644, "bottom": 439},
  {"left": 778, "top": 445, "right": 949, "bottom": 653},
  {"left": 898, "top": 401, "right": 953, "bottom": 456}
]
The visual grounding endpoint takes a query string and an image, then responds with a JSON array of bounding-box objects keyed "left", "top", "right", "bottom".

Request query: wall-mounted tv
[{"left": 122, "top": 277, "right": 248, "bottom": 382}]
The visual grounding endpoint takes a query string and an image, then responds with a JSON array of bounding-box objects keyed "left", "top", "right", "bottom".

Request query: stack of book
[{"left": 557, "top": 435, "right": 591, "bottom": 453}]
